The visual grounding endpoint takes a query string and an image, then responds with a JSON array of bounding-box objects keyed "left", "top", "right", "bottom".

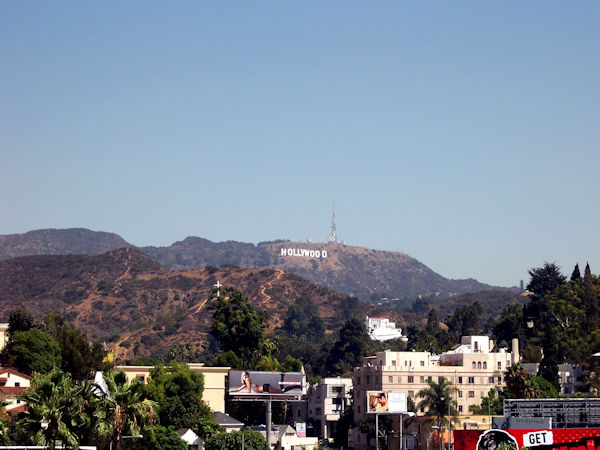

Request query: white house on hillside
[{"left": 365, "top": 316, "right": 408, "bottom": 342}]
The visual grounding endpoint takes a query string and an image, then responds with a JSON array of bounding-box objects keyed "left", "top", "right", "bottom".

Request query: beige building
[
  {"left": 115, "top": 363, "right": 229, "bottom": 413},
  {"left": 352, "top": 336, "right": 519, "bottom": 449},
  {"left": 0, "top": 323, "right": 9, "bottom": 352}
]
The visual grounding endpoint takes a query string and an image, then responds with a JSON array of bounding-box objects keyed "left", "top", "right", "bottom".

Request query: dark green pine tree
[
  {"left": 571, "top": 263, "right": 581, "bottom": 281},
  {"left": 585, "top": 263, "right": 593, "bottom": 280}
]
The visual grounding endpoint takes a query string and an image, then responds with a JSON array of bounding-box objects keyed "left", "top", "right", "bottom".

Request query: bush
[{"left": 205, "top": 430, "right": 269, "bottom": 450}]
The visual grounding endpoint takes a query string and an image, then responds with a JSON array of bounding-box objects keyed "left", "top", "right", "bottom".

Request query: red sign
[{"left": 454, "top": 428, "right": 600, "bottom": 450}]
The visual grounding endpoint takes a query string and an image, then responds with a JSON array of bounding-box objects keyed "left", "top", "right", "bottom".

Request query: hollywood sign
[{"left": 280, "top": 248, "right": 328, "bottom": 258}]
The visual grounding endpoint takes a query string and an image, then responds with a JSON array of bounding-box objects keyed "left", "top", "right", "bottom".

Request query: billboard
[
  {"left": 229, "top": 370, "right": 305, "bottom": 398},
  {"left": 454, "top": 428, "right": 600, "bottom": 450},
  {"left": 367, "top": 391, "right": 407, "bottom": 414}
]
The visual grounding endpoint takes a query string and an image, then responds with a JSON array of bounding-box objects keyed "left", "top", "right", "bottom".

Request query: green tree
[
  {"left": 43, "top": 314, "right": 109, "bottom": 381},
  {"left": 96, "top": 371, "right": 157, "bottom": 450},
  {"left": 504, "top": 363, "right": 534, "bottom": 399},
  {"left": 7, "top": 306, "right": 35, "bottom": 334},
  {"left": 143, "top": 363, "right": 220, "bottom": 440},
  {"left": 124, "top": 425, "right": 188, "bottom": 450},
  {"left": 19, "top": 368, "right": 83, "bottom": 450},
  {"left": 327, "top": 318, "right": 371, "bottom": 375},
  {"left": 2, "top": 329, "right": 61, "bottom": 375},
  {"left": 526, "top": 262, "right": 567, "bottom": 300},
  {"left": 571, "top": 263, "right": 582, "bottom": 281},
  {"left": 445, "top": 302, "right": 483, "bottom": 341},
  {"left": 418, "top": 378, "right": 458, "bottom": 448},
  {"left": 205, "top": 430, "right": 269, "bottom": 450},
  {"left": 210, "top": 287, "right": 266, "bottom": 367},
  {"left": 470, "top": 389, "right": 503, "bottom": 415},
  {"left": 491, "top": 303, "right": 524, "bottom": 347}
]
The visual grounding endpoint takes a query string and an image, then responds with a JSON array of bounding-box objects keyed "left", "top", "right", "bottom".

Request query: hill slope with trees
[{"left": 0, "top": 248, "right": 401, "bottom": 361}]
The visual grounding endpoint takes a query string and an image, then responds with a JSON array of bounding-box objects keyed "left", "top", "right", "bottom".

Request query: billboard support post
[
  {"left": 266, "top": 400, "right": 272, "bottom": 448},
  {"left": 400, "top": 413, "right": 403, "bottom": 450},
  {"left": 375, "top": 413, "right": 379, "bottom": 450}
]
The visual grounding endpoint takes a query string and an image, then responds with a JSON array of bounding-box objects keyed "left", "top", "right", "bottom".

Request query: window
[
  {"left": 408, "top": 376, "right": 414, "bottom": 383},
  {"left": 298, "top": 410, "right": 301, "bottom": 417},
  {"left": 468, "top": 391, "right": 475, "bottom": 398},
  {"left": 420, "top": 376, "right": 425, "bottom": 383},
  {"left": 458, "top": 391, "right": 463, "bottom": 398},
  {"left": 498, "top": 362, "right": 502, "bottom": 370},
  {"left": 136, "top": 375, "right": 145, "bottom": 383},
  {"left": 477, "top": 362, "right": 482, "bottom": 369},
  {"left": 389, "top": 376, "right": 394, "bottom": 383},
  {"left": 357, "top": 376, "right": 361, "bottom": 385},
  {"left": 459, "top": 405, "right": 463, "bottom": 412},
  {"left": 408, "top": 390, "right": 414, "bottom": 398},
  {"left": 468, "top": 377, "right": 475, "bottom": 384},
  {"left": 497, "top": 376, "right": 502, "bottom": 384},
  {"left": 405, "top": 361, "right": 408, "bottom": 366},
  {"left": 14, "top": 382, "right": 20, "bottom": 387},
  {"left": 458, "top": 377, "right": 463, "bottom": 384},
  {"left": 427, "top": 376, "right": 432, "bottom": 382},
  {"left": 366, "top": 375, "right": 370, "bottom": 384},
  {"left": 483, "top": 362, "right": 487, "bottom": 369},
  {"left": 392, "top": 360, "right": 397, "bottom": 366},
  {"left": 472, "top": 362, "right": 476, "bottom": 369},
  {"left": 421, "top": 361, "right": 425, "bottom": 366},
  {"left": 489, "top": 377, "right": 495, "bottom": 383}
]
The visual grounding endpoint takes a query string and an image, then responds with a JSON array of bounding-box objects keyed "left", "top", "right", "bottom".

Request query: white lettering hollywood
[{"left": 280, "top": 248, "right": 328, "bottom": 258}]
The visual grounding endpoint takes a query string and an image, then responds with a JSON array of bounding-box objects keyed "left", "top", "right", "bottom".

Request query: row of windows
[
  {"left": 390, "top": 360, "right": 427, "bottom": 367},
  {"left": 382, "top": 375, "right": 502, "bottom": 385}
]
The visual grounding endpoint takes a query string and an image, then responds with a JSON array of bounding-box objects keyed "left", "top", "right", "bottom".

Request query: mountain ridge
[{"left": 0, "top": 228, "right": 515, "bottom": 301}]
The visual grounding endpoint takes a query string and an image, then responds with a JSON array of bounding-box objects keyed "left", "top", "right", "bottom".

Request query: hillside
[
  {"left": 0, "top": 228, "right": 131, "bottom": 260},
  {"left": 142, "top": 239, "right": 506, "bottom": 299},
  {"left": 0, "top": 249, "right": 400, "bottom": 361},
  {"left": 0, "top": 228, "right": 515, "bottom": 301}
]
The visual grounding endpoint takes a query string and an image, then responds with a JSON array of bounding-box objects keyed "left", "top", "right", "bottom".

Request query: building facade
[
  {"left": 0, "top": 368, "right": 32, "bottom": 412},
  {"left": 290, "top": 377, "right": 352, "bottom": 441},
  {"left": 352, "top": 336, "right": 519, "bottom": 449},
  {"left": 115, "top": 363, "right": 229, "bottom": 413}
]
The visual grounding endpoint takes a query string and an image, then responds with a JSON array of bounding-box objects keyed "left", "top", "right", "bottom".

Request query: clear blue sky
[{"left": 2, "top": 2, "right": 599, "bottom": 288}]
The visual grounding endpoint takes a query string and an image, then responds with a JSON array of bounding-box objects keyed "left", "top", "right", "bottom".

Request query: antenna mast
[{"left": 327, "top": 202, "right": 338, "bottom": 244}]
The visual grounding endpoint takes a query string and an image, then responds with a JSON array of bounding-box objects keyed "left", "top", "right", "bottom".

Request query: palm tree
[
  {"left": 96, "top": 370, "right": 157, "bottom": 450},
  {"left": 418, "top": 378, "right": 458, "bottom": 450},
  {"left": 19, "top": 368, "right": 83, "bottom": 450}
]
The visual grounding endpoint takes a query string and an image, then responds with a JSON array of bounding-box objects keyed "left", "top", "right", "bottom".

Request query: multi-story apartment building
[
  {"left": 523, "top": 363, "right": 587, "bottom": 395},
  {"left": 352, "top": 336, "right": 519, "bottom": 449},
  {"left": 290, "top": 377, "right": 352, "bottom": 441}
]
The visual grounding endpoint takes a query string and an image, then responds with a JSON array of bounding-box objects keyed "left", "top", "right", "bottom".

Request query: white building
[
  {"left": 0, "top": 368, "right": 32, "bottom": 412},
  {"left": 291, "top": 377, "right": 353, "bottom": 441},
  {"left": 365, "top": 316, "right": 408, "bottom": 342}
]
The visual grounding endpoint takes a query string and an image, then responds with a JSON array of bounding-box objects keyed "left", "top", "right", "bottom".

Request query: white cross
[{"left": 214, "top": 281, "right": 222, "bottom": 297}]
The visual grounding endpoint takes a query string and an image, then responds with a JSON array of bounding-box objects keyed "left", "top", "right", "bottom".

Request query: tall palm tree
[
  {"left": 19, "top": 368, "right": 83, "bottom": 450},
  {"left": 96, "top": 371, "right": 157, "bottom": 450},
  {"left": 418, "top": 378, "right": 458, "bottom": 450}
]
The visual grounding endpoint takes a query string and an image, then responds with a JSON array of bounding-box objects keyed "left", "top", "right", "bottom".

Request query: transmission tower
[{"left": 327, "top": 202, "right": 338, "bottom": 244}]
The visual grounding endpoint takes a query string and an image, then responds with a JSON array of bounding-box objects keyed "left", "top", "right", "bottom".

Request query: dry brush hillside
[{"left": 0, "top": 248, "right": 403, "bottom": 361}]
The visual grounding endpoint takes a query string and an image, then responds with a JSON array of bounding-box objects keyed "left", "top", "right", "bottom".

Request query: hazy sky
[{"left": 2, "top": 2, "right": 599, "bottom": 288}]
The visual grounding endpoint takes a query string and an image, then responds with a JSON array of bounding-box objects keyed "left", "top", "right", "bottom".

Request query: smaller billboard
[
  {"left": 296, "top": 422, "right": 306, "bottom": 438},
  {"left": 229, "top": 370, "right": 305, "bottom": 398},
  {"left": 367, "top": 391, "right": 407, "bottom": 414}
]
